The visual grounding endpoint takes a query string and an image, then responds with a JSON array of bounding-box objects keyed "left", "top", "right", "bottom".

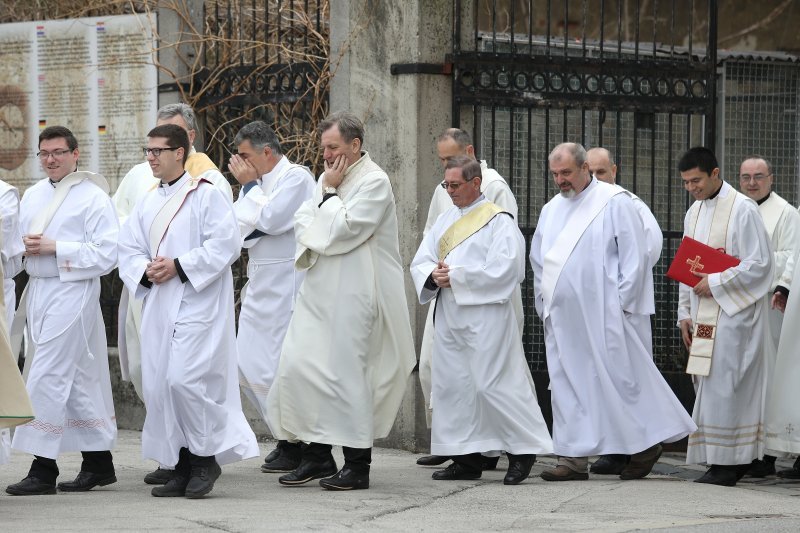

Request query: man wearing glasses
[
  {"left": 118, "top": 124, "right": 258, "bottom": 498},
  {"left": 411, "top": 155, "right": 552, "bottom": 484},
  {"left": 416, "top": 128, "right": 521, "bottom": 469},
  {"left": 7, "top": 126, "right": 119, "bottom": 496},
  {"left": 738, "top": 156, "right": 800, "bottom": 478},
  {"left": 112, "top": 103, "right": 233, "bottom": 487}
]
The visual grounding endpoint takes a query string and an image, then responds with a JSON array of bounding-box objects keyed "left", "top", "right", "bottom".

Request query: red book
[{"left": 666, "top": 236, "right": 741, "bottom": 287}]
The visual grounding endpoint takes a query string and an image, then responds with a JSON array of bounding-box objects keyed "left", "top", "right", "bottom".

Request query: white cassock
[
  {"left": 419, "top": 161, "right": 521, "bottom": 427},
  {"left": 118, "top": 172, "right": 258, "bottom": 467},
  {"left": 114, "top": 153, "right": 232, "bottom": 399},
  {"left": 765, "top": 206, "right": 800, "bottom": 455},
  {"left": 0, "top": 179, "right": 25, "bottom": 464},
  {"left": 12, "top": 178, "right": 118, "bottom": 459},
  {"left": 678, "top": 181, "right": 773, "bottom": 465},
  {"left": 531, "top": 178, "right": 696, "bottom": 457},
  {"left": 266, "top": 152, "right": 416, "bottom": 449},
  {"left": 411, "top": 196, "right": 553, "bottom": 456},
  {"left": 234, "top": 156, "right": 315, "bottom": 421}
]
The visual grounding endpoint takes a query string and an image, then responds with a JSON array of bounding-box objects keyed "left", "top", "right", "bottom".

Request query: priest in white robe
[
  {"left": 266, "top": 112, "right": 415, "bottom": 491},
  {"left": 411, "top": 156, "right": 552, "bottom": 484},
  {"left": 531, "top": 143, "right": 696, "bottom": 482},
  {"left": 7, "top": 126, "right": 118, "bottom": 496},
  {"left": 118, "top": 124, "right": 258, "bottom": 499},
  {"left": 416, "top": 128, "right": 522, "bottom": 470},
  {"left": 677, "top": 147, "right": 773, "bottom": 487},
  {"left": 227, "top": 121, "right": 314, "bottom": 473},
  {"left": 737, "top": 156, "right": 800, "bottom": 478},
  {"left": 586, "top": 147, "right": 665, "bottom": 476},
  {"left": 764, "top": 216, "right": 800, "bottom": 479},
  {"left": 114, "top": 103, "right": 232, "bottom": 410}
]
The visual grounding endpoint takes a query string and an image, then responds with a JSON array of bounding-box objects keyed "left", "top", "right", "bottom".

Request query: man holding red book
[{"left": 676, "top": 147, "right": 774, "bottom": 487}]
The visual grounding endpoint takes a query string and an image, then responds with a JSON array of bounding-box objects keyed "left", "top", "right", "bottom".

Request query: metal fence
[{"left": 452, "top": 0, "right": 719, "bottom": 386}]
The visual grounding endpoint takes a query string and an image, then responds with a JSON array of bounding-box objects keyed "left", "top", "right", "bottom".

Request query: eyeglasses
[
  {"left": 143, "top": 147, "right": 179, "bottom": 157},
  {"left": 739, "top": 173, "right": 770, "bottom": 183},
  {"left": 440, "top": 177, "right": 477, "bottom": 190},
  {"left": 36, "top": 149, "right": 73, "bottom": 160}
]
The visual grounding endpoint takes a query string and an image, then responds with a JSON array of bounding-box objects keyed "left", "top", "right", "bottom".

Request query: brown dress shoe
[
  {"left": 540, "top": 465, "right": 589, "bottom": 481},
  {"left": 619, "top": 444, "right": 663, "bottom": 480}
]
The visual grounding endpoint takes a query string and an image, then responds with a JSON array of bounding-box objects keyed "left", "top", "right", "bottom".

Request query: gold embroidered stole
[
  {"left": 686, "top": 188, "right": 737, "bottom": 376},
  {"left": 438, "top": 202, "right": 506, "bottom": 261}
]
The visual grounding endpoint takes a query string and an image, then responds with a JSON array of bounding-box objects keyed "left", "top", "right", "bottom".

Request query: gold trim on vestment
[{"left": 438, "top": 202, "right": 507, "bottom": 262}]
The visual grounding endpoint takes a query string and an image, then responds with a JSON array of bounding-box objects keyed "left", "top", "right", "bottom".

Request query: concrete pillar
[{"left": 329, "top": 1, "right": 453, "bottom": 451}]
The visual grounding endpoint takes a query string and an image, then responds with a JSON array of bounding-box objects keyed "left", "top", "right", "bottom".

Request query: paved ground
[{"left": 3, "top": 430, "right": 800, "bottom": 532}]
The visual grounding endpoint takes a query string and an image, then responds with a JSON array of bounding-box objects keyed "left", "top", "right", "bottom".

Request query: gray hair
[
  {"left": 157, "top": 103, "right": 197, "bottom": 132},
  {"left": 319, "top": 111, "right": 364, "bottom": 145},
  {"left": 549, "top": 142, "right": 587, "bottom": 168},
  {"left": 234, "top": 120, "right": 283, "bottom": 155},
  {"left": 742, "top": 154, "right": 773, "bottom": 176},
  {"left": 437, "top": 128, "right": 472, "bottom": 149},
  {"left": 445, "top": 155, "right": 482, "bottom": 181}
]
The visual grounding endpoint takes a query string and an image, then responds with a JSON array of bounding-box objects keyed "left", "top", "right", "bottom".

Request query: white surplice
[
  {"left": 757, "top": 193, "right": 800, "bottom": 354},
  {"left": 531, "top": 178, "right": 696, "bottom": 457},
  {"left": 266, "top": 152, "right": 416, "bottom": 449},
  {"left": 411, "top": 196, "right": 553, "bottom": 456},
  {"left": 12, "top": 178, "right": 118, "bottom": 459},
  {"left": 114, "top": 154, "right": 232, "bottom": 399},
  {"left": 118, "top": 173, "right": 258, "bottom": 467},
  {"left": 234, "top": 156, "right": 315, "bottom": 421},
  {"left": 677, "top": 181, "right": 774, "bottom": 465},
  {"left": 419, "top": 161, "right": 521, "bottom": 427}
]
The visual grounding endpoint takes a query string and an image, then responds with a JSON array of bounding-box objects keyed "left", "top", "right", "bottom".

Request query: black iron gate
[{"left": 451, "top": 0, "right": 719, "bottom": 414}]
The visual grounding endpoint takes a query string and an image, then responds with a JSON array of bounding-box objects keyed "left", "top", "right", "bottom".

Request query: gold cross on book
[{"left": 686, "top": 255, "right": 704, "bottom": 273}]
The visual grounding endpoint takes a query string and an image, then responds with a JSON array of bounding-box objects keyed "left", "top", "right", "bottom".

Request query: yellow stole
[
  {"left": 184, "top": 152, "right": 218, "bottom": 178},
  {"left": 438, "top": 202, "right": 507, "bottom": 261}
]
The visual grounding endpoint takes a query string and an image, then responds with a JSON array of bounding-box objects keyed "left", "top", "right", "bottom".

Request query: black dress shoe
[
  {"left": 144, "top": 467, "right": 173, "bottom": 485},
  {"left": 278, "top": 459, "right": 338, "bottom": 486},
  {"left": 416, "top": 455, "right": 449, "bottom": 466},
  {"left": 745, "top": 458, "right": 776, "bottom": 478},
  {"left": 262, "top": 452, "right": 301, "bottom": 473},
  {"left": 6, "top": 476, "right": 57, "bottom": 496},
  {"left": 481, "top": 456, "right": 500, "bottom": 471},
  {"left": 185, "top": 462, "right": 222, "bottom": 499},
  {"left": 57, "top": 471, "right": 117, "bottom": 492},
  {"left": 264, "top": 445, "right": 282, "bottom": 464},
  {"left": 319, "top": 467, "right": 369, "bottom": 490},
  {"left": 432, "top": 462, "right": 482, "bottom": 480},
  {"left": 694, "top": 465, "right": 737, "bottom": 487},
  {"left": 504, "top": 455, "right": 536, "bottom": 485},
  {"left": 590, "top": 455, "right": 629, "bottom": 475},
  {"left": 151, "top": 473, "right": 190, "bottom": 497}
]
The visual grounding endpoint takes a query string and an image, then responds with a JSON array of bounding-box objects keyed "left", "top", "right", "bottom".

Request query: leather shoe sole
[
  {"left": 432, "top": 463, "right": 482, "bottom": 481},
  {"left": 57, "top": 474, "right": 117, "bottom": 492},
  {"left": 416, "top": 455, "right": 448, "bottom": 466},
  {"left": 540, "top": 466, "right": 589, "bottom": 481},
  {"left": 319, "top": 471, "right": 370, "bottom": 491},
  {"left": 278, "top": 464, "right": 337, "bottom": 486}
]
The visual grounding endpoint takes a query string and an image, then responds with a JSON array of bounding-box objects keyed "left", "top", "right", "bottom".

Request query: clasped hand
[
  {"left": 23, "top": 234, "right": 56, "bottom": 256},
  {"left": 432, "top": 261, "right": 451, "bottom": 289},
  {"left": 146, "top": 256, "right": 178, "bottom": 285}
]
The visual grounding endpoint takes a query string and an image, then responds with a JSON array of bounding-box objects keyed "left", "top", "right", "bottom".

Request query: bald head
[{"left": 586, "top": 147, "right": 617, "bottom": 184}]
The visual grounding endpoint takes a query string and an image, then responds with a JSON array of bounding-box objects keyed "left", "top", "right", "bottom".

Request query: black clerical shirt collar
[
  {"left": 50, "top": 167, "right": 78, "bottom": 187},
  {"left": 161, "top": 172, "right": 187, "bottom": 188},
  {"left": 706, "top": 182, "right": 723, "bottom": 200},
  {"left": 756, "top": 192, "right": 771, "bottom": 205}
]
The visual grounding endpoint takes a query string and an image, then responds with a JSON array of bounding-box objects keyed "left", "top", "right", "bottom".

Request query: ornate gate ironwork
[{"left": 451, "top": 0, "right": 719, "bottom": 415}]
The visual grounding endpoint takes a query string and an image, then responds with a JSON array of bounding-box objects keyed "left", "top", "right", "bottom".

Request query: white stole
[
  {"left": 149, "top": 176, "right": 207, "bottom": 257},
  {"left": 540, "top": 182, "right": 625, "bottom": 320},
  {"left": 685, "top": 189, "right": 737, "bottom": 376}
]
